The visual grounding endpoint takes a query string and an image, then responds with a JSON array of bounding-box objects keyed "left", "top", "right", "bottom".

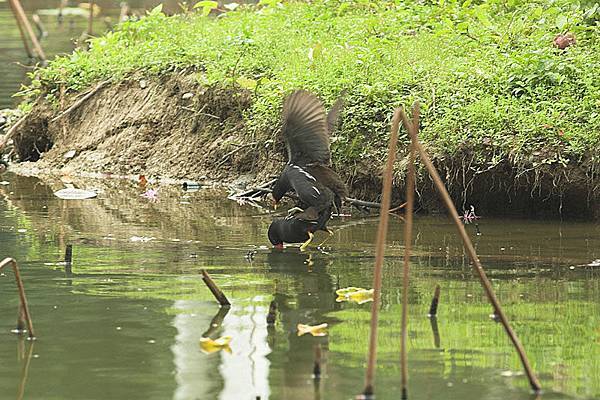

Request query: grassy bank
[{"left": 16, "top": 0, "right": 600, "bottom": 215}]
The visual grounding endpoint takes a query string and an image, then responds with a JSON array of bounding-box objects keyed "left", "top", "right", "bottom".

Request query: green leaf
[
  {"left": 148, "top": 3, "right": 163, "bottom": 16},
  {"left": 236, "top": 77, "right": 257, "bottom": 90},
  {"left": 194, "top": 0, "right": 218, "bottom": 16},
  {"left": 556, "top": 14, "right": 568, "bottom": 30},
  {"left": 474, "top": 6, "right": 492, "bottom": 27},
  {"left": 194, "top": 0, "right": 218, "bottom": 9},
  {"left": 456, "top": 21, "right": 469, "bottom": 32},
  {"left": 258, "top": 0, "right": 280, "bottom": 7}
]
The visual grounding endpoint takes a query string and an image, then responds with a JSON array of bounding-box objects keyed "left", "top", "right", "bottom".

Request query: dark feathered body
[
  {"left": 268, "top": 89, "right": 346, "bottom": 248},
  {"left": 272, "top": 90, "right": 348, "bottom": 216},
  {"left": 268, "top": 208, "right": 332, "bottom": 247}
]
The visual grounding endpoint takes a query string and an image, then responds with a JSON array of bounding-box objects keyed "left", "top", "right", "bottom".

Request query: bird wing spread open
[
  {"left": 282, "top": 90, "right": 330, "bottom": 166},
  {"left": 326, "top": 91, "right": 346, "bottom": 134}
]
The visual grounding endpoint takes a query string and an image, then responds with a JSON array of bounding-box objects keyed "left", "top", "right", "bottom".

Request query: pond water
[
  {"left": 0, "top": 0, "right": 172, "bottom": 109},
  {"left": 0, "top": 172, "right": 598, "bottom": 400}
]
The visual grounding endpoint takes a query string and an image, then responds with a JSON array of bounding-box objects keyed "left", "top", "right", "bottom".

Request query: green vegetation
[{"left": 20, "top": 0, "right": 600, "bottom": 188}]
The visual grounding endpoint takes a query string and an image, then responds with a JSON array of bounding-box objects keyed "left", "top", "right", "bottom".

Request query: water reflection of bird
[{"left": 268, "top": 90, "right": 347, "bottom": 250}]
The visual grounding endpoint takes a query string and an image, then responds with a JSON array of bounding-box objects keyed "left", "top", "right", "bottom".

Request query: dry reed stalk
[
  {"left": 399, "top": 106, "right": 541, "bottom": 393},
  {"left": 0, "top": 258, "right": 35, "bottom": 338},
  {"left": 8, "top": 0, "right": 33, "bottom": 58},
  {"left": 87, "top": 1, "right": 94, "bottom": 36},
  {"left": 399, "top": 103, "right": 418, "bottom": 399},
  {"left": 360, "top": 108, "right": 401, "bottom": 398}
]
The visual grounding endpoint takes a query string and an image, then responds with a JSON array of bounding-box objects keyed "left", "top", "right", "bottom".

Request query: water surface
[{"left": 0, "top": 173, "right": 598, "bottom": 400}]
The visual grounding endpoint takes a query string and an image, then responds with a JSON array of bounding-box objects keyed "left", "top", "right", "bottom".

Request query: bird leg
[
  {"left": 300, "top": 231, "right": 314, "bottom": 251},
  {"left": 318, "top": 229, "right": 334, "bottom": 247}
]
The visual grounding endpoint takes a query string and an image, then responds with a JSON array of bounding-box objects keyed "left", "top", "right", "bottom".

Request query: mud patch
[
  {"left": 10, "top": 72, "right": 271, "bottom": 182},
  {"left": 6, "top": 72, "right": 599, "bottom": 219}
]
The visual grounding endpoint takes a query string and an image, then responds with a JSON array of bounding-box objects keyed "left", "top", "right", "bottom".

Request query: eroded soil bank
[{"left": 6, "top": 73, "right": 599, "bottom": 219}]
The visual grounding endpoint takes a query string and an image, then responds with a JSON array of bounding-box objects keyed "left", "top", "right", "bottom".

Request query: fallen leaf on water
[
  {"left": 130, "top": 236, "right": 155, "bottom": 242},
  {"left": 199, "top": 336, "right": 232, "bottom": 354},
  {"left": 54, "top": 188, "right": 97, "bottom": 200},
  {"left": 336, "top": 287, "right": 374, "bottom": 304},
  {"left": 297, "top": 323, "right": 328, "bottom": 337}
]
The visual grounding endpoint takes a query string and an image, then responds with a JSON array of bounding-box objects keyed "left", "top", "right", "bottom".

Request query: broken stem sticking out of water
[
  {"left": 399, "top": 107, "right": 542, "bottom": 393},
  {"left": 0, "top": 258, "right": 36, "bottom": 339},
  {"left": 201, "top": 269, "right": 231, "bottom": 306},
  {"left": 428, "top": 284, "right": 441, "bottom": 317}
]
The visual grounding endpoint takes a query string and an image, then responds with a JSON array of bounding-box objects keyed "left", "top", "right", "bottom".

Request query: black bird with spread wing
[{"left": 268, "top": 90, "right": 347, "bottom": 250}]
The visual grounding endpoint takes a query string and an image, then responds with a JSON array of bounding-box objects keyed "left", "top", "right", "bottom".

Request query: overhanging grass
[{"left": 20, "top": 0, "right": 600, "bottom": 177}]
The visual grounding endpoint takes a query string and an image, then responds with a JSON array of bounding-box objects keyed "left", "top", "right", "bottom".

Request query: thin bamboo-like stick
[
  {"left": 360, "top": 108, "right": 401, "bottom": 398},
  {"left": 399, "top": 108, "right": 541, "bottom": 393},
  {"left": 8, "top": 0, "right": 33, "bottom": 58},
  {"left": 399, "top": 104, "right": 418, "bottom": 399},
  {"left": 0, "top": 258, "right": 35, "bottom": 338},
  {"left": 87, "top": 0, "right": 94, "bottom": 36},
  {"left": 201, "top": 269, "right": 231, "bottom": 306},
  {"left": 8, "top": 0, "right": 46, "bottom": 61}
]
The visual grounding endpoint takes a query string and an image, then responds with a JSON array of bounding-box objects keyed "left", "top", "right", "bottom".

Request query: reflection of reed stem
[
  {"left": 201, "top": 269, "right": 231, "bottom": 306},
  {"left": 360, "top": 109, "right": 401, "bottom": 398},
  {"left": 399, "top": 104, "right": 418, "bottom": 399},
  {"left": 428, "top": 284, "right": 441, "bottom": 317},
  {"left": 266, "top": 300, "right": 277, "bottom": 325},
  {"left": 201, "top": 306, "right": 230, "bottom": 338},
  {"left": 429, "top": 316, "right": 441, "bottom": 348},
  {"left": 0, "top": 258, "right": 35, "bottom": 338},
  {"left": 64, "top": 244, "right": 73, "bottom": 277},
  {"left": 17, "top": 340, "right": 35, "bottom": 400},
  {"left": 313, "top": 344, "right": 322, "bottom": 379},
  {"left": 399, "top": 106, "right": 542, "bottom": 393}
]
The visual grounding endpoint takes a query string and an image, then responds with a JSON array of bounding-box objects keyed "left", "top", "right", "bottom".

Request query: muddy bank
[{"left": 4, "top": 73, "right": 599, "bottom": 219}]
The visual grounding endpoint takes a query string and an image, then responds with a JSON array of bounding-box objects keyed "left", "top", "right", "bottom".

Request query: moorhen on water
[{"left": 268, "top": 90, "right": 347, "bottom": 250}]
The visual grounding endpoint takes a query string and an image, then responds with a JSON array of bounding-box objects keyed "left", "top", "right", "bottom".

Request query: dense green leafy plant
[{"left": 17, "top": 0, "right": 600, "bottom": 188}]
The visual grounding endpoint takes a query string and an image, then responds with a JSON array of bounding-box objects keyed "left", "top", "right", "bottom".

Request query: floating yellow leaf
[
  {"left": 336, "top": 286, "right": 363, "bottom": 296},
  {"left": 335, "top": 287, "right": 374, "bottom": 304},
  {"left": 297, "top": 323, "right": 328, "bottom": 337},
  {"left": 199, "top": 335, "right": 232, "bottom": 354}
]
